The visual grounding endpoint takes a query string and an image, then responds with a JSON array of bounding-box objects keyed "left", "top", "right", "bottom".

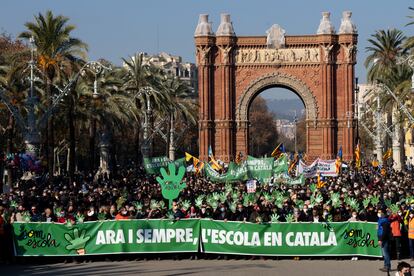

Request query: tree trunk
[
  {"left": 68, "top": 96, "right": 76, "bottom": 184},
  {"left": 135, "top": 124, "right": 141, "bottom": 165},
  {"left": 46, "top": 80, "right": 55, "bottom": 177},
  {"left": 110, "top": 134, "right": 117, "bottom": 177},
  {"left": 98, "top": 124, "right": 111, "bottom": 175},
  {"left": 89, "top": 119, "right": 96, "bottom": 172}
]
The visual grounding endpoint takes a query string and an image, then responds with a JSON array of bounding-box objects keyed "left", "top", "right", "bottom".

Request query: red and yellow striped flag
[
  {"left": 355, "top": 142, "right": 361, "bottom": 169},
  {"left": 382, "top": 148, "right": 392, "bottom": 162}
]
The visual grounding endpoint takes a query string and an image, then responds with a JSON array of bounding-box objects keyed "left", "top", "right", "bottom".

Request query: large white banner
[{"left": 298, "top": 159, "right": 338, "bottom": 178}]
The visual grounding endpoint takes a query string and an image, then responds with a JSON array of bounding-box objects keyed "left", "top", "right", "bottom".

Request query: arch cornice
[{"left": 235, "top": 72, "right": 319, "bottom": 125}]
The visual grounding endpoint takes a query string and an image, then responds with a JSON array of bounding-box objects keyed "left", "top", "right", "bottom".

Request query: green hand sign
[
  {"left": 156, "top": 163, "right": 186, "bottom": 209},
  {"left": 64, "top": 228, "right": 91, "bottom": 255}
]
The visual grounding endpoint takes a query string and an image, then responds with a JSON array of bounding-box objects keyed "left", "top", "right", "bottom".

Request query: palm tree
[
  {"left": 19, "top": 10, "right": 88, "bottom": 176},
  {"left": 365, "top": 29, "right": 407, "bottom": 83},
  {"left": 405, "top": 7, "right": 414, "bottom": 50},
  {"left": 122, "top": 53, "right": 170, "bottom": 159},
  {"left": 161, "top": 76, "right": 197, "bottom": 160},
  {"left": 365, "top": 28, "right": 412, "bottom": 170},
  {"left": 77, "top": 65, "right": 139, "bottom": 173}
]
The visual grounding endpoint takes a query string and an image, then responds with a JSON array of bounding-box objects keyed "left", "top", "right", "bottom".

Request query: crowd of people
[{"left": 0, "top": 163, "right": 414, "bottom": 265}]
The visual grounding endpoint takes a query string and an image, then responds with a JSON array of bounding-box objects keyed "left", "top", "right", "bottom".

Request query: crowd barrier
[{"left": 11, "top": 219, "right": 382, "bottom": 257}]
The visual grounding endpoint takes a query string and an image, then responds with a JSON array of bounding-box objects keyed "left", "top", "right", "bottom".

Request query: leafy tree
[
  {"left": 365, "top": 28, "right": 412, "bottom": 167},
  {"left": 161, "top": 76, "right": 197, "bottom": 160},
  {"left": 122, "top": 53, "right": 170, "bottom": 159},
  {"left": 249, "top": 96, "right": 278, "bottom": 157}
]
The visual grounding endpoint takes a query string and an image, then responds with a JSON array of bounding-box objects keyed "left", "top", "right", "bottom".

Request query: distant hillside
[{"left": 265, "top": 98, "right": 305, "bottom": 121}]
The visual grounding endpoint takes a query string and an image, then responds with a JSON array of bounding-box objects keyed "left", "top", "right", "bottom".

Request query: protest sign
[
  {"left": 247, "top": 156, "right": 274, "bottom": 184},
  {"left": 298, "top": 159, "right": 337, "bottom": 178},
  {"left": 143, "top": 156, "right": 186, "bottom": 175},
  {"left": 246, "top": 179, "right": 257, "bottom": 193}
]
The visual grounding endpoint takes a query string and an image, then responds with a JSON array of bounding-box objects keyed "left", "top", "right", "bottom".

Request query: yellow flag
[{"left": 185, "top": 152, "right": 193, "bottom": 162}]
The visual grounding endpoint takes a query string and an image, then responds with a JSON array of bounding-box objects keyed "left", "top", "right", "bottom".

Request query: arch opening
[
  {"left": 235, "top": 72, "right": 318, "bottom": 124},
  {"left": 248, "top": 87, "right": 306, "bottom": 157}
]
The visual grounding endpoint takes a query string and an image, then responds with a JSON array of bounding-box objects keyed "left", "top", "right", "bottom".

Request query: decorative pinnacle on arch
[
  {"left": 339, "top": 11, "right": 357, "bottom": 34},
  {"left": 317, "top": 12, "right": 335, "bottom": 35},
  {"left": 194, "top": 14, "right": 214, "bottom": 37},
  {"left": 216, "top": 13, "right": 235, "bottom": 36}
]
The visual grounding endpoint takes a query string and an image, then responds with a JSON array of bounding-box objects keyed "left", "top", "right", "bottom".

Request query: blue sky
[{"left": 1, "top": 0, "right": 413, "bottom": 99}]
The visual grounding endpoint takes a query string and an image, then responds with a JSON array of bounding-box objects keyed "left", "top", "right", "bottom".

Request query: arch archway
[{"left": 195, "top": 14, "right": 357, "bottom": 162}]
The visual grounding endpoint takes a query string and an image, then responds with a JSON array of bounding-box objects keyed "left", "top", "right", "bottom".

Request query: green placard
[
  {"left": 247, "top": 156, "right": 275, "bottom": 184},
  {"left": 143, "top": 156, "right": 186, "bottom": 175},
  {"left": 12, "top": 219, "right": 200, "bottom": 256},
  {"left": 200, "top": 220, "right": 381, "bottom": 257},
  {"left": 12, "top": 220, "right": 381, "bottom": 257}
]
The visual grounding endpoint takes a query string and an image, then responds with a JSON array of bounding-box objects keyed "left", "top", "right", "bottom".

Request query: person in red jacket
[
  {"left": 389, "top": 210, "right": 403, "bottom": 260},
  {"left": 115, "top": 207, "right": 129, "bottom": 220}
]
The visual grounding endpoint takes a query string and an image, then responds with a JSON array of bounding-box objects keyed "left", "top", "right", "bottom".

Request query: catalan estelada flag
[
  {"left": 317, "top": 172, "right": 326, "bottom": 189},
  {"left": 288, "top": 153, "right": 298, "bottom": 173},
  {"left": 271, "top": 143, "right": 285, "bottom": 158},
  {"left": 208, "top": 145, "right": 223, "bottom": 171},
  {"left": 355, "top": 142, "right": 361, "bottom": 169},
  {"left": 335, "top": 146, "right": 342, "bottom": 174}
]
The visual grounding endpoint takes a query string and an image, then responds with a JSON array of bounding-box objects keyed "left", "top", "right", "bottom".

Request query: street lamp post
[
  {"left": 130, "top": 86, "right": 153, "bottom": 158},
  {"left": 354, "top": 77, "right": 360, "bottom": 144},
  {"left": 375, "top": 88, "right": 383, "bottom": 165},
  {"left": 0, "top": 37, "right": 111, "bottom": 163},
  {"left": 293, "top": 110, "right": 297, "bottom": 153},
  {"left": 25, "top": 36, "right": 41, "bottom": 157},
  {"left": 81, "top": 63, "right": 112, "bottom": 175}
]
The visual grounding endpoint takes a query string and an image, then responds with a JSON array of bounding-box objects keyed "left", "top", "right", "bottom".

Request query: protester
[
  {"left": 0, "top": 162, "right": 414, "bottom": 264},
  {"left": 378, "top": 209, "right": 392, "bottom": 272},
  {"left": 390, "top": 209, "right": 403, "bottom": 260},
  {"left": 396, "top": 261, "right": 412, "bottom": 276},
  {"left": 408, "top": 210, "right": 414, "bottom": 261}
]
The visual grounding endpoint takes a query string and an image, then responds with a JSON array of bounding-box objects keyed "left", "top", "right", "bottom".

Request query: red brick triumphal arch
[{"left": 195, "top": 12, "right": 358, "bottom": 162}]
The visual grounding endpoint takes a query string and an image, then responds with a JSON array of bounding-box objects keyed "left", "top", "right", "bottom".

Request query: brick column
[
  {"left": 195, "top": 36, "right": 215, "bottom": 161},
  {"left": 319, "top": 36, "right": 336, "bottom": 159},
  {"left": 215, "top": 36, "right": 236, "bottom": 162},
  {"left": 339, "top": 34, "right": 358, "bottom": 161}
]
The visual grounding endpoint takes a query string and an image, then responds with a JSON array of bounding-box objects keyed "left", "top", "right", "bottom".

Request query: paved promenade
[{"left": 1, "top": 258, "right": 408, "bottom": 276}]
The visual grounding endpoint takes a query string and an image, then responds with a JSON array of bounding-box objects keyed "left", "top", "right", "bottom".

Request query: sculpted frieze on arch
[{"left": 234, "top": 47, "right": 321, "bottom": 64}]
